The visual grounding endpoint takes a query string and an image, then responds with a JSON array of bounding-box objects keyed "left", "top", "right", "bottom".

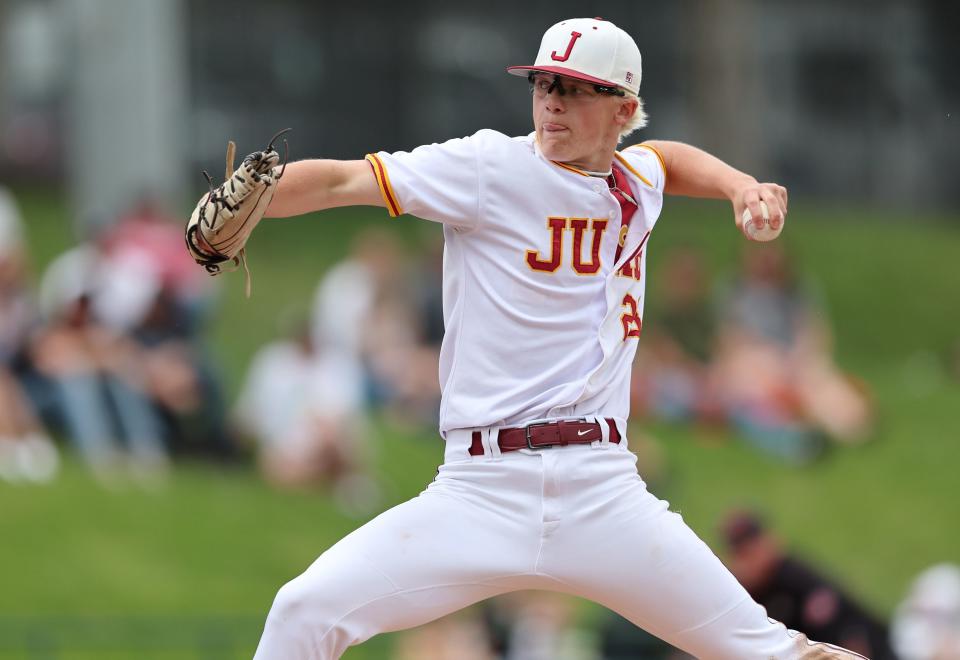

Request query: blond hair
[{"left": 618, "top": 93, "right": 648, "bottom": 142}]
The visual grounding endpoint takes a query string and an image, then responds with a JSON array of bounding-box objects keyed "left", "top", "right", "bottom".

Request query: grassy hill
[{"left": 2, "top": 188, "right": 958, "bottom": 658}]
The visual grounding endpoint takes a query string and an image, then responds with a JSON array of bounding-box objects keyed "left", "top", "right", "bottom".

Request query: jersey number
[
  {"left": 526, "top": 217, "right": 609, "bottom": 275},
  {"left": 620, "top": 294, "right": 642, "bottom": 340}
]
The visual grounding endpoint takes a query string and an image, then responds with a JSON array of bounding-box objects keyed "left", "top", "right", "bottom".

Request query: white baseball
[{"left": 741, "top": 201, "right": 783, "bottom": 242}]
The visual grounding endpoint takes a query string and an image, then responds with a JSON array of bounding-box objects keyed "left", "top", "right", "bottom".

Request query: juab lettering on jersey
[
  {"left": 617, "top": 253, "right": 643, "bottom": 280},
  {"left": 525, "top": 218, "right": 644, "bottom": 281},
  {"left": 525, "top": 217, "right": 608, "bottom": 274}
]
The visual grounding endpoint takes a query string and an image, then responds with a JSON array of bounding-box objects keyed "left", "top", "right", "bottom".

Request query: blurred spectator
[
  {"left": 312, "top": 228, "right": 439, "bottom": 425},
  {"left": 720, "top": 510, "right": 895, "bottom": 659},
  {"left": 97, "top": 194, "right": 218, "bottom": 334},
  {"left": 233, "top": 313, "right": 377, "bottom": 513},
  {"left": 4, "top": 190, "right": 231, "bottom": 481},
  {"left": 28, "top": 242, "right": 169, "bottom": 482},
  {"left": 411, "top": 232, "right": 446, "bottom": 349},
  {"left": 891, "top": 563, "right": 960, "bottom": 660},
  {"left": 312, "top": 227, "right": 402, "bottom": 358},
  {"left": 712, "top": 245, "right": 873, "bottom": 463},
  {"left": 632, "top": 246, "right": 721, "bottom": 425},
  {"left": 130, "top": 285, "right": 236, "bottom": 460},
  {"left": 394, "top": 611, "right": 494, "bottom": 660},
  {"left": 598, "top": 611, "right": 691, "bottom": 660},
  {"left": 483, "top": 592, "right": 596, "bottom": 660},
  {"left": 69, "top": 197, "right": 235, "bottom": 461},
  {"left": 0, "top": 186, "right": 59, "bottom": 483},
  {"left": 0, "top": 373, "right": 59, "bottom": 483}
]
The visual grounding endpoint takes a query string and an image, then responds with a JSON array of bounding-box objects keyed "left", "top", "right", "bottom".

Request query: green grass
[
  {"left": 2, "top": 189, "right": 959, "bottom": 657},
  {"left": 0, "top": 420, "right": 441, "bottom": 659}
]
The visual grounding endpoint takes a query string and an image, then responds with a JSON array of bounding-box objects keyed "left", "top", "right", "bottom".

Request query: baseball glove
[{"left": 185, "top": 128, "right": 291, "bottom": 296}]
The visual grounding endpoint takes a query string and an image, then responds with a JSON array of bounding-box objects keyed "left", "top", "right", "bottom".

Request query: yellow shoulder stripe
[
  {"left": 613, "top": 152, "right": 654, "bottom": 189},
  {"left": 365, "top": 153, "right": 403, "bottom": 217},
  {"left": 623, "top": 143, "right": 668, "bottom": 186}
]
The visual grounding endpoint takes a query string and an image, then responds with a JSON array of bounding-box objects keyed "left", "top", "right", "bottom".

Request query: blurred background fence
[{"left": 1, "top": 0, "right": 959, "bottom": 231}]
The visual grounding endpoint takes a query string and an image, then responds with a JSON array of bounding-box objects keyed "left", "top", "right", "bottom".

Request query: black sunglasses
[{"left": 528, "top": 72, "right": 625, "bottom": 98}]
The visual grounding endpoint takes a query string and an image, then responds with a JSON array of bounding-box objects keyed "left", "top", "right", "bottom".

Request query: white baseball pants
[{"left": 254, "top": 428, "right": 861, "bottom": 659}]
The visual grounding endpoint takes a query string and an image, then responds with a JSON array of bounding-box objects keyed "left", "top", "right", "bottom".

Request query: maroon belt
[{"left": 468, "top": 418, "right": 620, "bottom": 456}]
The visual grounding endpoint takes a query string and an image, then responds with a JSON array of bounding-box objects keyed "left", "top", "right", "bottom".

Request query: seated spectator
[
  {"left": 312, "top": 228, "right": 403, "bottom": 360},
  {"left": 0, "top": 186, "right": 59, "bottom": 483},
  {"left": 403, "top": 231, "right": 447, "bottom": 423},
  {"left": 632, "top": 246, "right": 722, "bottom": 425},
  {"left": 130, "top": 284, "right": 237, "bottom": 460},
  {"left": 29, "top": 243, "right": 169, "bottom": 483},
  {"left": 312, "top": 228, "right": 439, "bottom": 425},
  {"left": 720, "top": 510, "right": 895, "bottom": 659},
  {"left": 598, "top": 610, "right": 692, "bottom": 659},
  {"left": 91, "top": 199, "right": 235, "bottom": 460},
  {"left": 98, "top": 194, "right": 218, "bottom": 334},
  {"left": 0, "top": 370, "right": 60, "bottom": 484},
  {"left": 891, "top": 563, "right": 960, "bottom": 660},
  {"left": 481, "top": 592, "right": 594, "bottom": 660},
  {"left": 712, "top": 245, "right": 873, "bottom": 462},
  {"left": 394, "top": 611, "right": 494, "bottom": 660},
  {"left": 411, "top": 233, "right": 446, "bottom": 349},
  {"left": 233, "top": 315, "right": 376, "bottom": 513}
]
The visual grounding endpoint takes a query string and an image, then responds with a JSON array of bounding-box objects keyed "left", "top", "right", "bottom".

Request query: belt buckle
[{"left": 525, "top": 422, "right": 556, "bottom": 450}]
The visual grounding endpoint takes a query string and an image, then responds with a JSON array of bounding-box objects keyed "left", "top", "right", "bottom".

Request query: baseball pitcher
[{"left": 190, "top": 18, "right": 867, "bottom": 660}]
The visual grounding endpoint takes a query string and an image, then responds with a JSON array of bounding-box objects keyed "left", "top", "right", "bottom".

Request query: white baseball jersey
[
  {"left": 365, "top": 130, "right": 666, "bottom": 433},
  {"left": 255, "top": 130, "right": 862, "bottom": 660}
]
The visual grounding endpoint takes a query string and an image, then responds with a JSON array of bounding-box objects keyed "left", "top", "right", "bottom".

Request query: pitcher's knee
[
  {"left": 258, "top": 577, "right": 351, "bottom": 658},
  {"left": 255, "top": 549, "right": 408, "bottom": 658},
  {"left": 267, "top": 578, "right": 318, "bottom": 632}
]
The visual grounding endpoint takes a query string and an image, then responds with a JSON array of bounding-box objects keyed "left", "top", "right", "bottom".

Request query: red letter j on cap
[{"left": 551, "top": 31, "right": 582, "bottom": 62}]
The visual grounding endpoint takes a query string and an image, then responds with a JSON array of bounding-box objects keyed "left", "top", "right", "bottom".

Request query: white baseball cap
[{"left": 507, "top": 18, "right": 642, "bottom": 96}]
